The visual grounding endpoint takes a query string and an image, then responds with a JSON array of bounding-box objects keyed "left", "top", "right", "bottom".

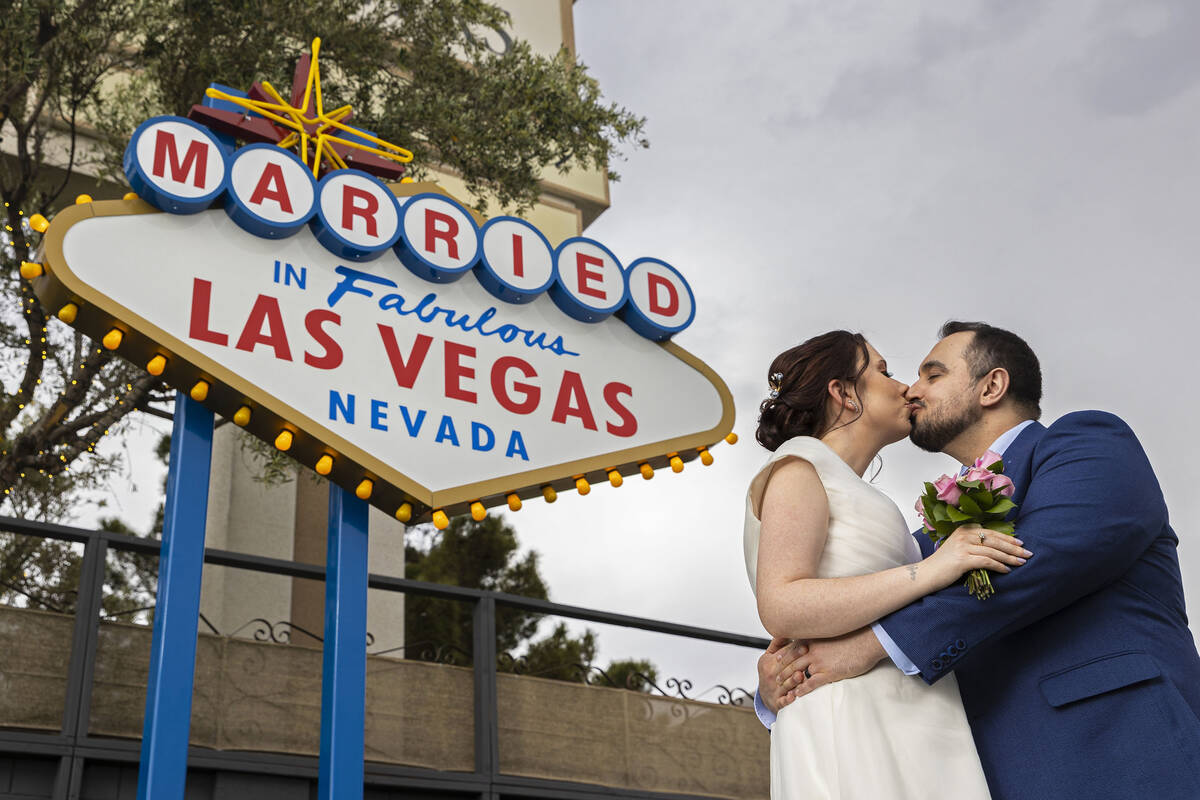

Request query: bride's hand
[{"left": 923, "top": 524, "right": 1031, "bottom": 590}]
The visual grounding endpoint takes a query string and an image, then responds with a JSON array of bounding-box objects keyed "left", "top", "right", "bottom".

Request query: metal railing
[{"left": 0, "top": 514, "right": 769, "bottom": 800}]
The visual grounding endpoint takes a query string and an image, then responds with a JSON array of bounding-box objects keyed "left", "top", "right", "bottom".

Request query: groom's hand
[
  {"left": 783, "top": 627, "right": 888, "bottom": 699},
  {"left": 757, "top": 636, "right": 806, "bottom": 714}
]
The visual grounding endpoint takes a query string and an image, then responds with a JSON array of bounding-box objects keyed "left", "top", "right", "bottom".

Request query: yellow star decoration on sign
[{"left": 204, "top": 37, "right": 413, "bottom": 178}]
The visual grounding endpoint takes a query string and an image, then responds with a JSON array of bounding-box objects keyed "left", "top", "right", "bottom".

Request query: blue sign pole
[
  {"left": 137, "top": 393, "right": 214, "bottom": 800},
  {"left": 317, "top": 486, "right": 369, "bottom": 800}
]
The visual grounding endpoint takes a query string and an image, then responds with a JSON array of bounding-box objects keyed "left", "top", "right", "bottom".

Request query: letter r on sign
[{"left": 342, "top": 185, "right": 379, "bottom": 236}]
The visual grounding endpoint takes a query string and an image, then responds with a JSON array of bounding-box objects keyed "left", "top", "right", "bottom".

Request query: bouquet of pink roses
[{"left": 916, "top": 449, "right": 1019, "bottom": 599}]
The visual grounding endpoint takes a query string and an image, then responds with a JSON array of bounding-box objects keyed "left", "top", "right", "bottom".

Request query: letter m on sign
[{"left": 152, "top": 130, "right": 209, "bottom": 187}]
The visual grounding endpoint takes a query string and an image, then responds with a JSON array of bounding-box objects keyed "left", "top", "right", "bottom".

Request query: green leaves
[
  {"left": 986, "top": 498, "right": 1016, "bottom": 515},
  {"left": 958, "top": 494, "right": 981, "bottom": 516}
]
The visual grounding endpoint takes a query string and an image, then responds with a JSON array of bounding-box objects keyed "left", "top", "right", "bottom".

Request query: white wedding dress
[{"left": 744, "top": 436, "right": 992, "bottom": 800}]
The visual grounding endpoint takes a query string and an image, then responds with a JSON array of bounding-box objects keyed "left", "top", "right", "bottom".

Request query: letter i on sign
[{"left": 475, "top": 217, "right": 555, "bottom": 304}]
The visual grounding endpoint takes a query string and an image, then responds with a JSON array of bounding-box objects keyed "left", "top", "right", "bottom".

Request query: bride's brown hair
[{"left": 756, "top": 331, "right": 870, "bottom": 452}]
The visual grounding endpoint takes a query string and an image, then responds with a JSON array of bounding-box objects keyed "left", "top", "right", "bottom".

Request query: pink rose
[
  {"left": 915, "top": 497, "right": 934, "bottom": 531},
  {"left": 963, "top": 466, "right": 993, "bottom": 485},
  {"left": 933, "top": 474, "right": 963, "bottom": 505},
  {"left": 986, "top": 472, "right": 1015, "bottom": 498},
  {"left": 974, "top": 450, "right": 1004, "bottom": 470}
]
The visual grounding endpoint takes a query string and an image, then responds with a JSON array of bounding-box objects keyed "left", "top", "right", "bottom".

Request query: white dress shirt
[{"left": 754, "top": 419, "right": 1035, "bottom": 730}]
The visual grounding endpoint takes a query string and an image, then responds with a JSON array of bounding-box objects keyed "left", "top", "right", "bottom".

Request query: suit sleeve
[{"left": 877, "top": 411, "right": 1168, "bottom": 684}]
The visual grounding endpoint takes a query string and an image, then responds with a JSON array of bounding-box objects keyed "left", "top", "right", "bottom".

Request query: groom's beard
[{"left": 908, "top": 395, "right": 983, "bottom": 453}]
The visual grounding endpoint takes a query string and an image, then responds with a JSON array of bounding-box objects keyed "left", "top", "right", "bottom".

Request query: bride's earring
[{"left": 848, "top": 400, "right": 859, "bottom": 412}]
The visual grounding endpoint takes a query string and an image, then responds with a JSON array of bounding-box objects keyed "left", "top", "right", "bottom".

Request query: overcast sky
[{"left": 91, "top": 0, "right": 1200, "bottom": 702}]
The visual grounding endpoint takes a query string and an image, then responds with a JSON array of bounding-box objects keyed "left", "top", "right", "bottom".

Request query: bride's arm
[{"left": 756, "top": 458, "right": 1029, "bottom": 640}]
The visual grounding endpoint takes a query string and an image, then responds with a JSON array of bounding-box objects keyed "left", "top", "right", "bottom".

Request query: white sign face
[{"left": 41, "top": 196, "right": 733, "bottom": 519}]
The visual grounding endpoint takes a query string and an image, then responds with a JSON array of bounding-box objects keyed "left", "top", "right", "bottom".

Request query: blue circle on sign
[
  {"left": 223, "top": 145, "right": 317, "bottom": 239},
  {"left": 617, "top": 257, "right": 696, "bottom": 341},
  {"left": 475, "top": 216, "right": 555, "bottom": 304},
  {"left": 123, "top": 116, "right": 228, "bottom": 214},
  {"left": 310, "top": 170, "right": 401, "bottom": 262},
  {"left": 549, "top": 237, "right": 626, "bottom": 323},
  {"left": 394, "top": 192, "right": 481, "bottom": 284}
]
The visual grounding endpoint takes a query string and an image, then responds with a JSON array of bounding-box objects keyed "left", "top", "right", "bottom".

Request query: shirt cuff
[
  {"left": 753, "top": 689, "right": 777, "bottom": 731},
  {"left": 872, "top": 622, "right": 920, "bottom": 676}
]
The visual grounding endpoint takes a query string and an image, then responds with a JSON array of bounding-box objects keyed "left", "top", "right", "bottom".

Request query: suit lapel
[{"left": 998, "top": 421, "right": 1045, "bottom": 511}]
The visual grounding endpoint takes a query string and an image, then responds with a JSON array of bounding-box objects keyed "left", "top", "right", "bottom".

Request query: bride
[{"left": 744, "top": 330, "right": 1028, "bottom": 799}]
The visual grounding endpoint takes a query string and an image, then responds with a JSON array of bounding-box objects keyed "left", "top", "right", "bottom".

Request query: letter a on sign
[{"left": 225, "top": 145, "right": 317, "bottom": 238}]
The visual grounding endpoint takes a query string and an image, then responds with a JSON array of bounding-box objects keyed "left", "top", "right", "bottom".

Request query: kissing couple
[{"left": 743, "top": 321, "right": 1200, "bottom": 799}]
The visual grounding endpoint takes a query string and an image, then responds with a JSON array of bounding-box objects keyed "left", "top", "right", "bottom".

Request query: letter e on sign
[
  {"left": 225, "top": 145, "right": 317, "bottom": 238},
  {"left": 311, "top": 169, "right": 401, "bottom": 261},
  {"left": 395, "top": 193, "right": 481, "bottom": 284},
  {"left": 476, "top": 217, "right": 554, "bottom": 303},
  {"left": 550, "top": 237, "right": 626, "bottom": 323},
  {"left": 619, "top": 258, "right": 695, "bottom": 341},
  {"left": 124, "top": 116, "right": 227, "bottom": 213}
]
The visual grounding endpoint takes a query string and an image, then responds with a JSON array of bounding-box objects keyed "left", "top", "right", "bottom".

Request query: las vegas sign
[{"left": 25, "top": 51, "right": 734, "bottom": 528}]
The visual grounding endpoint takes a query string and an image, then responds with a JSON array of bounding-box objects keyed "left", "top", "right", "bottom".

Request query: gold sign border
[{"left": 34, "top": 184, "right": 736, "bottom": 523}]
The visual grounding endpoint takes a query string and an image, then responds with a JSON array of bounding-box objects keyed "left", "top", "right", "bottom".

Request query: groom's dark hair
[{"left": 939, "top": 321, "right": 1042, "bottom": 419}]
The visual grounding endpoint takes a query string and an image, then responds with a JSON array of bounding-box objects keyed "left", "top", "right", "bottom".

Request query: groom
[{"left": 755, "top": 321, "right": 1200, "bottom": 799}]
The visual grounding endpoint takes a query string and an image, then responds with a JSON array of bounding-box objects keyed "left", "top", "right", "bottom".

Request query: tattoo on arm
[{"left": 907, "top": 565, "right": 918, "bottom": 582}]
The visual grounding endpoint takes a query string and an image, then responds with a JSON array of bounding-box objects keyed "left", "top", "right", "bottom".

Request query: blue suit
[{"left": 879, "top": 411, "right": 1200, "bottom": 799}]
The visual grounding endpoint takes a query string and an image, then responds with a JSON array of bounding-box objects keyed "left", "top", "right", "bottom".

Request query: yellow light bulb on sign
[
  {"left": 146, "top": 355, "right": 166, "bottom": 376},
  {"left": 542, "top": 486, "right": 557, "bottom": 503},
  {"left": 190, "top": 380, "right": 209, "bottom": 401},
  {"left": 275, "top": 430, "right": 293, "bottom": 451},
  {"left": 640, "top": 463, "right": 654, "bottom": 480},
  {"left": 233, "top": 406, "right": 252, "bottom": 426},
  {"left": 699, "top": 447, "right": 714, "bottom": 466},
  {"left": 575, "top": 476, "right": 590, "bottom": 495},
  {"left": 607, "top": 469, "right": 623, "bottom": 487},
  {"left": 102, "top": 328, "right": 123, "bottom": 350},
  {"left": 669, "top": 454, "right": 684, "bottom": 473},
  {"left": 355, "top": 479, "right": 373, "bottom": 500},
  {"left": 470, "top": 502, "right": 486, "bottom": 521},
  {"left": 395, "top": 503, "right": 412, "bottom": 523},
  {"left": 20, "top": 262, "right": 43, "bottom": 280},
  {"left": 432, "top": 509, "right": 449, "bottom": 529},
  {"left": 57, "top": 303, "right": 78, "bottom": 324},
  {"left": 507, "top": 493, "right": 522, "bottom": 511},
  {"left": 315, "top": 455, "right": 333, "bottom": 475}
]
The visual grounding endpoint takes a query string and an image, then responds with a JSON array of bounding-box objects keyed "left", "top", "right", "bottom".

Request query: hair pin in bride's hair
[{"left": 768, "top": 372, "right": 784, "bottom": 400}]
